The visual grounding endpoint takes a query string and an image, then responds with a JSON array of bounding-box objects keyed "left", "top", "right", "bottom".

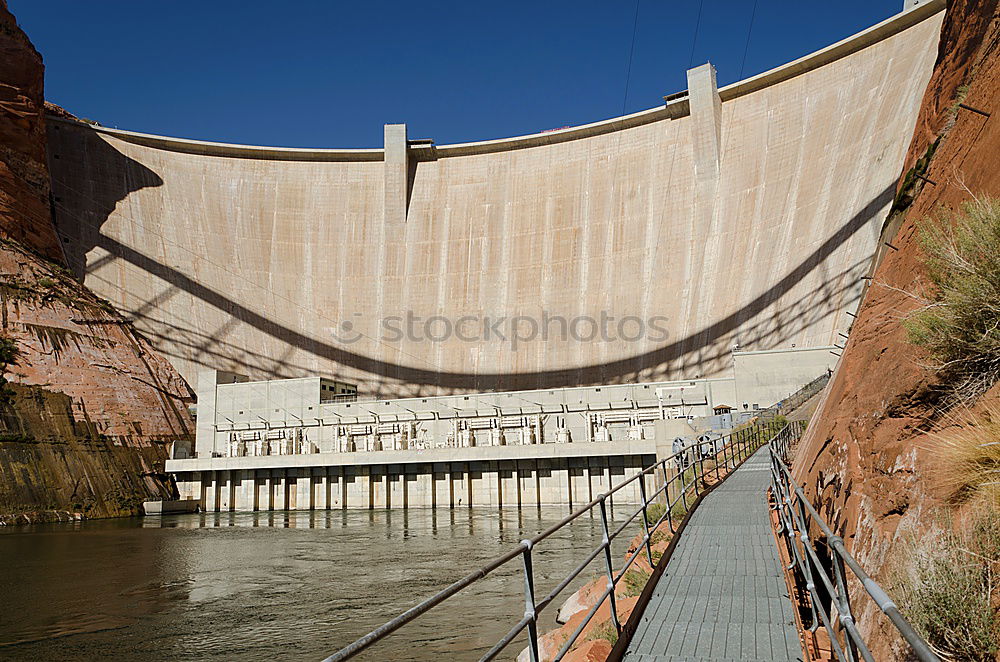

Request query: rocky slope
[
  {"left": 792, "top": 0, "right": 1000, "bottom": 656},
  {"left": 0, "top": 0, "right": 194, "bottom": 522}
]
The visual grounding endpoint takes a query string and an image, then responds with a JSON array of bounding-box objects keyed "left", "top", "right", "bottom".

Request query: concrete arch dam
[{"left": 46, "top": 3, "right": 944, "bottom": 397}]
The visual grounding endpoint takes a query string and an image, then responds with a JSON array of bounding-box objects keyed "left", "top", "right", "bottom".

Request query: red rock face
[
  {"left": 0, "top": 0, "right": 194, "bottom": 519},
  {"left": 0, "top": 0, "right": 63, "bottom": 261},
  {"left": 793, "top": 0, "right": 1000, "bottom": 656}
]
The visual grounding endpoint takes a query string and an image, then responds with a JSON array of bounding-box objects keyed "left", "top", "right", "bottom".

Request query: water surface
[{"left": 0, "top": 506, "right": 636, "bottom": 661}]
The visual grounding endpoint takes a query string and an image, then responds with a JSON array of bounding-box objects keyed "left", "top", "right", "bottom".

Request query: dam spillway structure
[{"left": 45, "top": 2, "right": 945, "bottom": 399}]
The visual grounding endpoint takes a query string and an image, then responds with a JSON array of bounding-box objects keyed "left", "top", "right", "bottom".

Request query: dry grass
[{"left": 928, "top": 401, "right": 1000, "bottom": 507}]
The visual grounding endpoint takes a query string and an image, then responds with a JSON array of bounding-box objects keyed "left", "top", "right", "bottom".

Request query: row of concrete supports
[{"left": 177, "top": 455, "right": 652, "bottom": 512}]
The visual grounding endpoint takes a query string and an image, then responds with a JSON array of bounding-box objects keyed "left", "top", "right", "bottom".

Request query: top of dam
[{"left": 46, "top": 0, "right": 943, "bottom": 162}]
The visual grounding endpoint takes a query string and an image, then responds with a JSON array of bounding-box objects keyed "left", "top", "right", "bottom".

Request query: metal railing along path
[
  {"left": 768, "top": 425, "right": 939, "bottom": 662},
  {"left": 322, "top": 420, "right": 788, "bottom": 662},
  {"left": 758, "top": 370, "right": 831, "bottom": 422}
]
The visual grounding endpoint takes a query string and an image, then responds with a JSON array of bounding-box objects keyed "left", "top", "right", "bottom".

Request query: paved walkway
[{"left": 623, "top": 446, "right": 802, "bottom": 661}]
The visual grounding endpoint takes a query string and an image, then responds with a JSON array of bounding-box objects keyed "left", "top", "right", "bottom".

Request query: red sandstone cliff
[
  {"left": 0, "top": 0, "right": 61, "bottom": 261},
  {"left": 793, "top": 0, "right": 1000, "bottom": 656},
  {"left": 0, "top": 0, "right": 194, "bottom": 521}
]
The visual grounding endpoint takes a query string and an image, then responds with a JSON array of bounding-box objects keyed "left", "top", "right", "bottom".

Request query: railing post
[
  {"left": 713, "top": 439, "right": 722, "bottom": 483},
  {"left": 794, "top": 495, "right": 821, "bottom": 632},
  {"left": 660, "top": 462, "right": 675, "bottom": 533},
  {"left": 692, "top": 447, "right": 702, "bottom": 497},
  {"left": 830, "top": 537, "right": 860, "bottom": 662},
  {"left": 599, "top": 497, "right": 623, "bottom": 634},
  {"left": 679, "top": 463, "right": 690, "bottom": 513},
  {"left": 637, "top": 474, "right": 654, "bottom": 568},
  {"left": 521, "top": 540, "right": 540, "bottom": 662}
]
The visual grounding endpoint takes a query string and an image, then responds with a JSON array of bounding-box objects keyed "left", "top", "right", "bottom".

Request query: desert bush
[
  {"left": 929, "top": 401, "right": 1000, "bottom": 507},
  {"left": 0, "top": 335, "right": 19, "bottom": 405},
  {"left": 620, "top": 568, "right": 650, "bottom": 598},
  {"left": 905, "top": 198, "right": 1000, "bottom": 400},
  {"left": 584, "top": 618, "right": 618, "bottom": 647},
  {"left": 644, "top": 502, "right": 666, "bottom": 528},
  {"left": 895, "top": 508, "right": 1000, "bottom": 661}
]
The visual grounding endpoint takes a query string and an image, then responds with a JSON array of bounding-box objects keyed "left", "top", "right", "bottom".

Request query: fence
[
  {"left": 768, "top": 425, "right": 939, "bottom": 662},
  {"left": 323, "top": 419, "right": 788, "bottom": 662},
  {"left": 758, "top": 370, "right": 832, "bottom": 422}
]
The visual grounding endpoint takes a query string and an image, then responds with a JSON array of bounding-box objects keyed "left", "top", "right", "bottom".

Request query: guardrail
[
  {"left": 758, "top": 370, "right": 832, "bottom": 422},
  {"left": 322, "top": 419, "right": 788, "bottom": 662},
  {"left": 768, "top": 425, "right": 939, "bottom": 662}
]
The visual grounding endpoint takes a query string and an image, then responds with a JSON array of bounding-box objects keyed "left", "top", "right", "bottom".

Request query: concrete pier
[{"left": 171, "top": 440, "right": 653, "bottom": 512}]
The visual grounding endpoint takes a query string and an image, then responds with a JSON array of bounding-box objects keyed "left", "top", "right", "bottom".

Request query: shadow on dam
[{"left": 51, "top": 125, "right": 892, "bottom": 392}]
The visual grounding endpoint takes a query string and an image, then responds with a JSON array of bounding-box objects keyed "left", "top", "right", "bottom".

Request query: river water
[{"left": 0, "top": 506, "right": 637, "bottom": 661}]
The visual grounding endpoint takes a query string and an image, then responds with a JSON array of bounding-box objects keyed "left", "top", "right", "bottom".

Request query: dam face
[{"left": 46, "top": 5, "right": 944, "bottom": 397}]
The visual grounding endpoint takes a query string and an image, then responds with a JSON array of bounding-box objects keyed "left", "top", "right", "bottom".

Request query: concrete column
[
  {"left": 569, "top": 459, "right": 589, "bottom": 508},
  {"left": 432, "top": 463, "right": 449, "bottom": 509},
  {"left": 346, "top": 466, "right": 366, "bottom": 509},
  {"left": 408, "top": 464, "right": 433, "bottom": 508},
  {"left": 330, "top": 468, "right": 344, "bottom": 509},
  {"left": 205, "top": 472, "right": 218, "bottom": 512},
  {"left": 388, "top": 465, "right": 405, "bottom": 508},
  {"left": 517, "top": 461, "right": 539, "bottom": 508},
  {"left": 258, "top": 473, "right": 270, "bottom": 511},
  {"left": 687, "top": 63, "right": 722, "bottom": 180},
  {"left": 588, "top": 459, "right": 611, "bottom": 498},
  {"left": 220, "top": 470, "right": 233, "bottom": 511},
  {"left": 384, "top": 124, "right": 408, "bottom": 225},
  {"left": 314, "top": 468, "right": 328, "bottom": 510},
  {"left": 296, "top": 469, "right": 312, "bottom": 510},
  {"left": 498, "top": 461, "right": 517, "bottom": 510},
  {"left": 237, "top": 470, "right": 253, "bottom": 511},
  {"left": 370, "top": 466, "right": 386, "bottom": 509},
  {"left": 469, "top": 462, "right": 491, "bottom": 507},
  {"left": 273, "top": 471, "right": 288, "bottom": 510}
]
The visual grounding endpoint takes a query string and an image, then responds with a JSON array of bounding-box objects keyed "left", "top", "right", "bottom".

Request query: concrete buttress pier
[
  {"left": 687, "top": 63, "right": 723, "bottom": 180},
  {"left": 383, "top": 123, "right": 408, "bottom": 224}
]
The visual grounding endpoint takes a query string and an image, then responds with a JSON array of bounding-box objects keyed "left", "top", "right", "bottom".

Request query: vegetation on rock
[
  {"left": 0, "top": 335, "right": 19, "bottom": 404},
  {"left": 906, "top": 197, "right": 1000, "bottom": 400},
  {"left": 930, "top": 401, "right": 1000, "bottom": 506},
  {"left": 894, "top": 508, "right": 1000, "bottom": 661}
]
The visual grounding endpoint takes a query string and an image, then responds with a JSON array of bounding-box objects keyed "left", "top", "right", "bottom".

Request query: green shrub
[
  {"left": 905, "top": 198, "right": 1000, "bottom": 400},
  {"left": 895, "top": 509, "right": 1000, "bottom": 661},
  {"left": 620, "top": 568, "right": 650, "bottom": 597},
  {"left": 644, "top": 502, "right": 666, "bottom": 528},
  {"left": 585, "top": 618, "right": 618, "bottom": 647},
  {"left": 0, "top": 336, "right": 19, "bottom": 405}
]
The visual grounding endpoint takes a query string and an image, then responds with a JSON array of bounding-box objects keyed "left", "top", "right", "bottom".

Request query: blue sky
[{"left": 11, "top": 1, "right": 907, "bottom": 148}]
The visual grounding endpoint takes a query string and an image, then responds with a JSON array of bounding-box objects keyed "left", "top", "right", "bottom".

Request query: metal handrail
[
  {"left": 768, "top": 425, "right": 939, "bottom": 662},
  {"left": 323, "top": 420, "right": 786, "bottom": 662},
  {"left": 758, "top": 371, "right": 831, "bottom": 422}
]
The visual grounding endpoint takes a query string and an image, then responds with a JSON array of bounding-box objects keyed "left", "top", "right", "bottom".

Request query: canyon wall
[
  {"left": 46, "top": 5, "right": 944, "bottom": 398},
  {"left": 0, "top": 0, "right": 194, "bottom": 521},
  {"left": 792, "top": 0, "right": 1000, "bottom": 655}
]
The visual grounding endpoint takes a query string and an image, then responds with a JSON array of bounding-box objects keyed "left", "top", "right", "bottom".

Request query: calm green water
[{"left": 0, "top": 506, "right": 633, "bottom": 661}]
